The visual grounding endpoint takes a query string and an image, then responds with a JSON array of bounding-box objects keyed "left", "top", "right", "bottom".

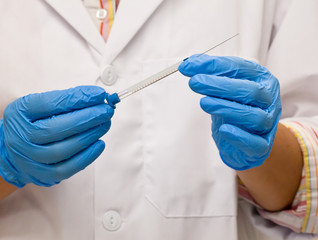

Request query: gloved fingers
[
  {"left": 19, "top": 86, "right": 107, "bottom": 121},
  {"left": 211, "top": 115, "right": 224, "bottom": 143},
  {"left": 179, "top": 54, "right": 267, "bottom": 80},
  {"left": 27, "top": 103, "right": 114, "bottom": 144},
  {"left": 201, "top": 96, "right": 275, "bottom": 134},
  {"left": 189, "top": 74, "right": 272, "bottom": 109},
  {"left": 45, "top": 140, "right": 105, "bottom": 184},
  {"left": 214, "top": 139, "right": 247, "bottom": 171},
  {"left": 218, "top": 124, "right": 270, "bottom": 164},
  {"left": 18, "top": 122, "right": 111, "bottom": 164}
]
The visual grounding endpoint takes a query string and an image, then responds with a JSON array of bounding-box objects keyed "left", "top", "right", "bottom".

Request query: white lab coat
[{"left": 0, "top": 0, "right": 317, "bottom": 239}]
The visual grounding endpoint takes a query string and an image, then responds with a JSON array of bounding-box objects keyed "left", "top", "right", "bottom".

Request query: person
[{"left": 0, "top": 0, "right": 317, "bottom": 239}]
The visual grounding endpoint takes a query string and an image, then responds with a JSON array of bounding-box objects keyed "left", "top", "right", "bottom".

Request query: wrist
[{"left": 237, "top": 123, "right": 303, "bottom": 211}]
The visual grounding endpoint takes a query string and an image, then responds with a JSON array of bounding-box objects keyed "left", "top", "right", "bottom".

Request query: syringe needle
[{"left": 105, "top": 33, "right": 240, "bottom": 108}]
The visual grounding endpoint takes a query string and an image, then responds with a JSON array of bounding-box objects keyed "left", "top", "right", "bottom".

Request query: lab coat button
[
  {"left": 101, "top": 65, "right": 118, "bottom": 86},
  {"left": 103, "top": 210, "right": 122, "bottom": 231},
  {"left": 96, "top": 9, "right": 107, "bottom": 21}
]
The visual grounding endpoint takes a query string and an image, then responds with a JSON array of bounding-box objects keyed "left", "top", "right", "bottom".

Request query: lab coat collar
[
  {"left": 44, "top": 0, "right": 105, "bottom": 55},
  {"left": 101, "top": 0, "right": 164, "bottom": 65},
  {"left": 43, "top": 0, "right": 164, "bottom": 64}
]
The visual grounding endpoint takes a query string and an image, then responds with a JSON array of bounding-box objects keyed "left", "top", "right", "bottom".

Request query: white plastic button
[
  {"left": 103, "top": 210, "right": 122, "bottom": 231},
  {"left": 101, "top": 65, "right": 118, "bottom": 86},
  {"left": 96, "top": 9, "right": 107, "bottom": 21}
]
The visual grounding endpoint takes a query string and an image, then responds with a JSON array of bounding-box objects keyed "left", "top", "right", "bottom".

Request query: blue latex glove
[
  {"left": 0, "top": 86, "right": 114, "bottom": 187},
  {"left": 179, "top": 55, "right": 282, "bottom": 170}
]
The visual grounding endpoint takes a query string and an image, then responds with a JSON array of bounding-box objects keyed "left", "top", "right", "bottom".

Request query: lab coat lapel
[
  {"left": 102, "top": 0, "right": 164, "bottom": 65},
  {"left": 44, "top": 0, "right": 105, "bottom": 55}
]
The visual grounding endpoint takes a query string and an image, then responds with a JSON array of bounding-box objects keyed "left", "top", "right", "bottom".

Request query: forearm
[
  {"left": 237, "top": 123, "right": 303, "bottom": 212},
  {"left": 0, "top": 176, "right": 17, "bottom": 200}
]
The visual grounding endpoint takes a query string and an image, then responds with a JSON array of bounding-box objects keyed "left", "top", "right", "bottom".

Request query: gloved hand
[
  {"left": 179, "top": 55, "right": 282, "bottom": 170},
  {"left": 0, "top": 86, "right": 114, "bottom": 187}
]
